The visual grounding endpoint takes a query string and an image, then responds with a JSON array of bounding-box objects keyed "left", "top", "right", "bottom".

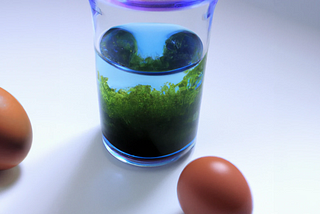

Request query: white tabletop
[{"left": 1, "top": 0, "right": 320, "bottom": 213}]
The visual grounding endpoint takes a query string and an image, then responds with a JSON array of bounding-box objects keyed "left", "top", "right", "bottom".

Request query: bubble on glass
[
  {"left": 163, "top": 31, "right": 203, "bottom": 70},
  {"left": 100, "top": 28, "right": 138, "bottom": 68}
]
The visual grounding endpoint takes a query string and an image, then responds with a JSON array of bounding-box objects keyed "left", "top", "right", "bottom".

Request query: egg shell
[
  {"left": 177, "top": 156, "right": 253, "bottom": 214},
  {"left": 0, "top": 88, "right": 32, "bottom": 170}
]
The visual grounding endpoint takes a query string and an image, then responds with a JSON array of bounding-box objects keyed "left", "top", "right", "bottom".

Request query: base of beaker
[{"left": 102, "top": 135, "right": 195, "bottom": 167}]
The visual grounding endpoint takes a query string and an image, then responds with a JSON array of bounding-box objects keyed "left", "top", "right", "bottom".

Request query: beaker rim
[{"left": 109, "top": 0, "right": 218, "bottom": 11}]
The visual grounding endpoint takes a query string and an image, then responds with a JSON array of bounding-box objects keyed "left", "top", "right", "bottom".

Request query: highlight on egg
[
  {"left": 0, "top": 87, "right": 33, "bottom": 170},
  {"left": 177, "top": 156, "right": 253, "bottom": 214}
]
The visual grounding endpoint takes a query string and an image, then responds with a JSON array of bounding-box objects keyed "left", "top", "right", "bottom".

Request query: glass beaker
[{"left": 89, "top": 0, "right": 218, "bottom": 167}]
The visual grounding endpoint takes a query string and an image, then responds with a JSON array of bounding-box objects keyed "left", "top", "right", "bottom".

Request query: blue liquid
[
  {"left": 99, "top": 23, "right": 203, "bottom": 72},
  {"left": 96, "top": 23, "right": 206, "bottom": 166},
  {"left": 96, "top": 52, "right": 187, "bottom": 91}
]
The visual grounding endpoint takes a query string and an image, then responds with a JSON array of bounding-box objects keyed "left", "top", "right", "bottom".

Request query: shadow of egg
[{"left": 0, "top": 166, "right": 21, "bottom": 191}]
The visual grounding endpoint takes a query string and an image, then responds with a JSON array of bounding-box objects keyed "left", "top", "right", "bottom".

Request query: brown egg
[
  {"left": 177, "top": 156, "right": 253, "bottom": 214},
  {"left": 0, "top": 88, "right": 32, "bottom": 170}
]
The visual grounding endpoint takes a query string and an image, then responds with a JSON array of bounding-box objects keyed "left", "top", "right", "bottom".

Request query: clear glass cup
[{"left": 89, "top": 0, "right": 218, "bottom": 167}]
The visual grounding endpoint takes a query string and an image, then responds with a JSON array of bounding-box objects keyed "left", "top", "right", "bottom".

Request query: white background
[{"left": 1, "top": 0, "right": 320, "bottom": 213}]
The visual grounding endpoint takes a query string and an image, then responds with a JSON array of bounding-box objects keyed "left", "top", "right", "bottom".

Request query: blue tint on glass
[
  {"left": 89, "top": 0, "right": 101, "bottom": 16},
  {"left": 206, "top": 0, "right": 218, "bottom": 32}
]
